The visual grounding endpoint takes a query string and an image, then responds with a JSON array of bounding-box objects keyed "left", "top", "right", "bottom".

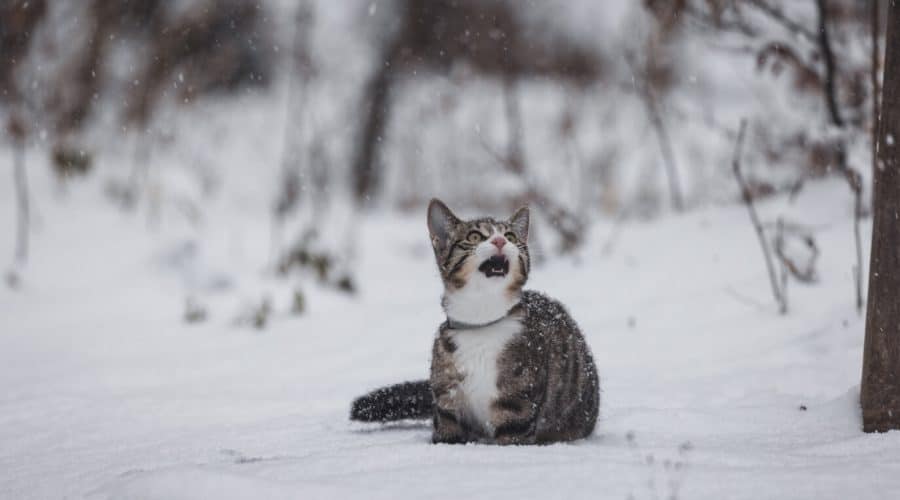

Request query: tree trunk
[
  {"left": 352, "top": 0, "right": 413, "bottom": 205},
  {"left": 352, "top": 57, "right": 394, "bottom": 203},
  {"left": 860, "top": 0, "right": 900, "bottom": 433}
]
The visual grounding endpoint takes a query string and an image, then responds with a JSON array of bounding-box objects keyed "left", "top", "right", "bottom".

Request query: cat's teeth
[{"left": 478, "top": 254, "right": 510, "bottom": 278}]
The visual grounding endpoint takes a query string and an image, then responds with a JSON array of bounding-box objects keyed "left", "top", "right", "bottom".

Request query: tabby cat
[{"left": 351, "top": 199, "right": 600, "bottom": 445}]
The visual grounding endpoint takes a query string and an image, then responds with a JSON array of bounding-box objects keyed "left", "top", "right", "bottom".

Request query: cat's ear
[
  {"left": 427, "top": 198, "right": 460, "bottom": 250},
  {"left": 509, "top": 206, "right": 529, "bottom": 241}
]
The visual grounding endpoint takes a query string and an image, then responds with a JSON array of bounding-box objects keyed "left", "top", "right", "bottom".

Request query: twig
[
  {"left": 644, "top": 84, "right": 685, "bottom": 212},
  {"left": 848, "top": 167, "right": 865, "bottom": 313},
  {"left": 775, "top": 217, "right": 790, "bottom": 303},
  {"left": 732, "top": 0, "right": 851, "bottom": 131},
  {"left": 600, "top": 207, "right": 630, "bottom": 257},
  {"left": 814, "top": 0, "right": 865, "bottom": 311},
  {"left": 502, "top": 77, "right": 525, "bottom": 175},
  {"left": 732, "top": 119, "right": 787, "bottom": 314},
  {"left": 816, "top": 0, "right": 845, "bottom": 128},
  {"left": 480, "top": 132, "right": 586, "bottom": 253},
  {"left": 724, "top": 286, "right": 770, "bottom": 312},
  {"left": 488, "top": 78, "right": 586, "bottom": 253},
  {"left": 523, "top": 188, "right": 586, "bottom": 254}
]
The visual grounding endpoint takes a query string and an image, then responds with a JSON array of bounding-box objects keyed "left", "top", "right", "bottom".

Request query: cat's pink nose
[{"left": 490, "top": 236, "right": 506, "bottom": 251}]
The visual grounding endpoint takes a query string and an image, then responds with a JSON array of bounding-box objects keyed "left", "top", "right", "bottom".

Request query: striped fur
[
  {"left": 431, "top": 291, "right": 599, "bottom": 445},
  {"left": 350, "top": 199, "right": 600, "bottom": 445}
]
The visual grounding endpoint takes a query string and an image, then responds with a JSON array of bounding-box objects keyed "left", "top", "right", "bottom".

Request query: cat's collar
[{"left": 445, "top": 303, "right": 522, "bottom": 331}]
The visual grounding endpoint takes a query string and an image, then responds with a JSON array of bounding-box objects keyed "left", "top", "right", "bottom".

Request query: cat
[{"left": 350, "top": 199, "right": 600, "bottom": 445}]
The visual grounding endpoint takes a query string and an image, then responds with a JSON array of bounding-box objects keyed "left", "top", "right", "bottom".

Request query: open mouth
[{"left": 478, "top": 255, "right": 509, "bottom": 278}]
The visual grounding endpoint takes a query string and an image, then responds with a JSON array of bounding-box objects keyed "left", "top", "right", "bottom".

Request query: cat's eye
[
  {"left": 505, "top": 232, "right": 518, "bottom": 244},
  {"left": 466, "top": 231, "right": 485, "bottom": 243}
]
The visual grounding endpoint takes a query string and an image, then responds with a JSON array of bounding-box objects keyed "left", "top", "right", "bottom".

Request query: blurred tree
[
  {"left": 861, "top": 0, "right": 900, "bottom": 433},
  {"left": 7, "top": 115, "right": 28, "bottom": 274},
  {"left": 1, "top": 1, "right": 45, "bottom": 287},
  {"left": 0, "top": 0, "right": 47, "bottom": 103},
  {"left": 125, "top": 0, "right": 272, "bottom": 127},
  {"left": 351, "top": 0, "right": 601, "bottom": 203},
  {"left": 5, "top": 0, "right": 271, "bottom": 154}
]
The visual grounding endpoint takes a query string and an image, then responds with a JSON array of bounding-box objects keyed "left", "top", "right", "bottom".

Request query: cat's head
[{"left": 427, "top": 198, "right": 530, "bottom": 323}]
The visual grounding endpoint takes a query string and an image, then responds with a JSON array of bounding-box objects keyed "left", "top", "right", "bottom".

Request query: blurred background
[
  {"left": 0, "top": 2, "right": 892, "bottom": 497},
  {"left": 0, "top": 0, "right": 882, "bottom": 315}
]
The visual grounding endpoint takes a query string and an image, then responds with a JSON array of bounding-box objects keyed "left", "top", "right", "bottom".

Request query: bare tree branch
[
  {"left": 502, "top": 77, "right": 525, "bottom": 175},
  {"left": 853, "top": 179, "right": 865, "bottom": 313},
  {"left": 731, "top": 119, "right": 787, "bottom": 314},
  {"left": 809, "top": 0, "right": 865, "bottom": 312},
  {"left": 815, "top": 0, "right": 845, "bottom": 128},
  {"left": 480, "top": 80, "right": 586, "bottom": 253},
  {"left": 522, "top": 188, "right": 586, "bottom": 254},
  {"left": 625, "top": 53, "right": 685, "bottom": 212},
  {"left": 644, "top": 83, "right": 685, "bottom": 212}
]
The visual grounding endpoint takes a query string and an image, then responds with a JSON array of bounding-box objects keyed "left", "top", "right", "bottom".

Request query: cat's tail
[{"left": 350, "top": 380, "right": 432, "bottom": 422}]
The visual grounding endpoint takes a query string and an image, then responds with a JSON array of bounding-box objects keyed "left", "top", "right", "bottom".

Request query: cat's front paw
[
  {"left": 432, "top": 431, "right": 469, "bottom": 445},
  {"left": 493, "top": 433, "right": 533, "bottom": 446}
]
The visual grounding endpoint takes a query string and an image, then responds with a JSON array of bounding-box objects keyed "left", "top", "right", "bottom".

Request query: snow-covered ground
[{"left": 2, "top": 94, "right": 898, "bottom": 499}]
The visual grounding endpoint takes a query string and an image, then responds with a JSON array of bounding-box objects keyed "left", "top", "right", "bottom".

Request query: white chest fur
[
  {"left": 443, "top": 274, "right": 520, "bottom": 325},
  {"left": 447, "top": 316, "right": 522, "bottom": 433}
]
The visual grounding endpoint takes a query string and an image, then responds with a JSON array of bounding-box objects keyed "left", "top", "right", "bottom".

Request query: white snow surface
[{"left": 2, "top": 104, "right": 899, "bottom": 499}]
